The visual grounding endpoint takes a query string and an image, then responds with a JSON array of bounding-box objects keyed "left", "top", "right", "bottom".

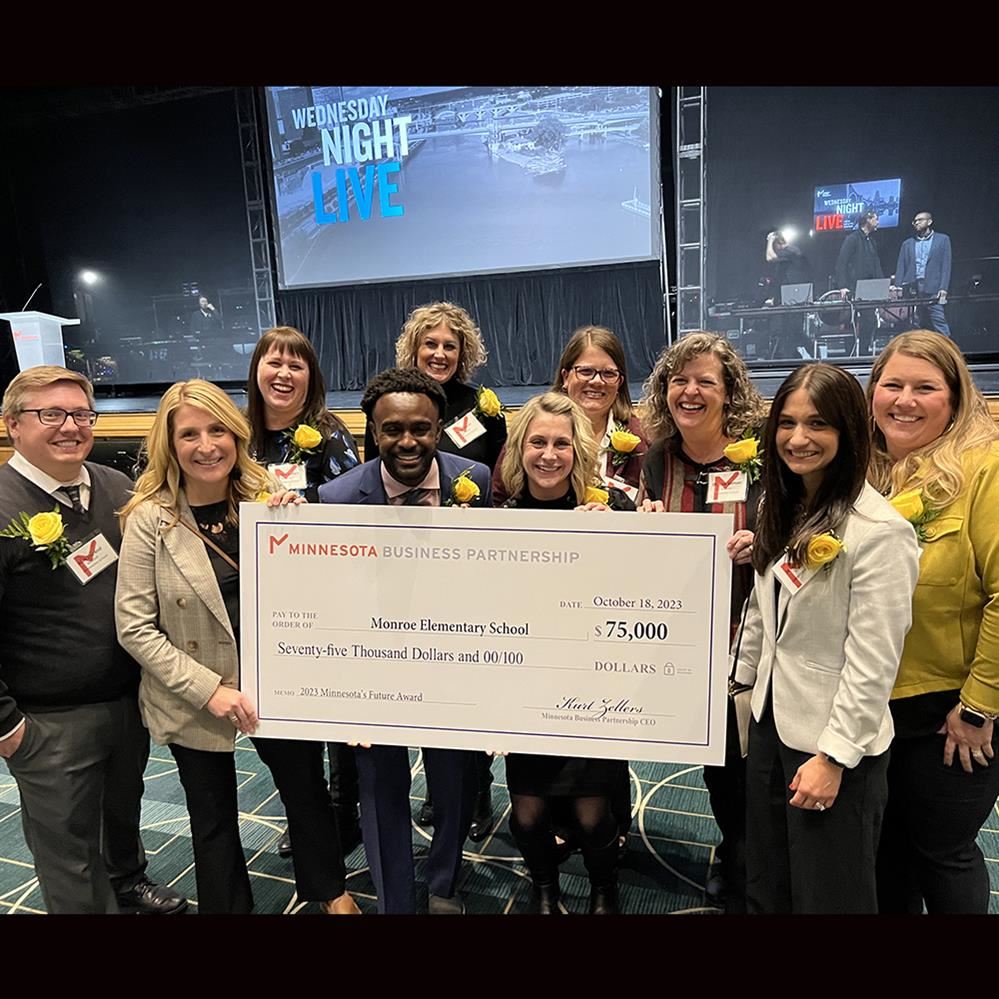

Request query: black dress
[
  {"left": 252, "top": 421, "right": 360, "bottom": 503},
  {"left": 501, "top": 488, "right": 631, "bottom": 798},
  {"left": 364, "top": 379, "right": 507, "bottom": 472}
]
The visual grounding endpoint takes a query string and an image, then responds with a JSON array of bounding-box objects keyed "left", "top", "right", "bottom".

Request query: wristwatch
[{"left": 958, "top": 703, "right": 996, "bottom": 728}]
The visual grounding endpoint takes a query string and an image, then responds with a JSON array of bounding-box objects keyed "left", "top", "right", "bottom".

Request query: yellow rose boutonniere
[
  {"left": 804, "top": 532, "right": 845, "bottom": 570},
  {"left": 723, "top": 435, "right": 763, "bottom": 484},
  {"left": 447, "top": 468, "right": 481, "bottom": 506},
  {"left": 889, "top": 487, "right": 938, "bottom": 541},
  {"left": 475, "top": 387, "right": 504, "bottom": 419},
  {"left": 1, "top": 507, "right": 73, "bottom": 569},
  {"left": 284, "top": 422, "right": 323, "bottom": 464},
  {"left": 584, "top": 486, "right": 610, "bottom": 506},
  {"left": 606, "top": 423, "right": 645, "bottom": 468}
]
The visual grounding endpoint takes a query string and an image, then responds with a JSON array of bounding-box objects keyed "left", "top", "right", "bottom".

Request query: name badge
[
  {"left": 772, "top": 556, "right": 815, "bottom": 595},
  {"left": 268, "top": 462, "right": 308, "bottom": 489},
  {"left": 444, "top": 412, "right": 487, "bottom": 449},
  {"left": 66, "top": 533, "right": 118, "bottom": 584},
  {"left": 606, "top": 475, "right": 638, "bottom": 502},
  {"left": 707, "top": 470, "right": 748, "bottom": 504}
]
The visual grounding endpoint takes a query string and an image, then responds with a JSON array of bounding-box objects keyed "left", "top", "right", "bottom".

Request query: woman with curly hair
[
  {"left": 868, "top": 331, "right": 999, "bottom": 913},
  {"left": 363, "top": 301, "right": 507, "bottom": 474},
  {"left": 637, "top": 331, "right": 767, "bottom": 911}
]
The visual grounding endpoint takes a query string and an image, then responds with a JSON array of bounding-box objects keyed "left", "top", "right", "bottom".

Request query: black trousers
[
  {"left": 356, "top": 745, "right": 475, "bottom": 913},
  {"left": 6, "top": 697, "right": 149, "bottom": 914},
  {"left": 745, "top": 701, "right": 888, "bottom": 913},
  {"left": 876, "top": 728, "right": 999, "bottom": 914},
  {"left": 702, "top": 697, "right": 748, "bottom": 903},
  {"left": 170, "top": 738, "right": 347, "bottom": 914},
  {"left": 326, "top": 741, "right": 359, "bottom": 811}
]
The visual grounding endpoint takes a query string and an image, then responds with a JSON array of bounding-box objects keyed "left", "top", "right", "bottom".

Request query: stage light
[
  {"left": 79, "top": 270, "right": 101, "bottom": 286},
  {"left": 780, "top": 228, "right": 797, "bottom": 243}
]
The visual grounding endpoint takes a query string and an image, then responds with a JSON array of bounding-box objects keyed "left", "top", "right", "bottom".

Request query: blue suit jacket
[
  {"left": 895, "top": 232, "right": 952, "bottom": 296},
  {"left": 317, "top": 450, "right": 491, "bottom": 507}
]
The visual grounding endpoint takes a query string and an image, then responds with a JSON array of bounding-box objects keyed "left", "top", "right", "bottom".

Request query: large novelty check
[{"left": 240, "top": 504, "right": 733, "bottom": 765}]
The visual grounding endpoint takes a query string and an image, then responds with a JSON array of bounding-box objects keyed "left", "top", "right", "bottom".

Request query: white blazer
[{"left": 732, "top": 482, "right": 920, "bottom": 767}]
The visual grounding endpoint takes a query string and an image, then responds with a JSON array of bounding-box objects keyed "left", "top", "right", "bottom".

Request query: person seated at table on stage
[
  {"left": 867, "top": 332, "right": 999, "bottom": 913},
  {"left": 734, "top": 363, "right": 919, "bottom": 913},
  {"left": 637, "top": 331, "right": 767, "bottom": 912},
  {"left": 319, "top": 367, "right": 492, "bottom": 914},
  {"left": 246, "top": 325, "right": 362, "bottom": 860},
  {"left": 493, "top": 325, "right": 647, "bottom": 506},
  {"left": 363, "top": 302, "right": 506, "bottom": 840},
  {"left": 115, "top": 379, "right": 359, "bottom": 915},
  {"left": 496, "top": 391, "right": 633, "bottom": 915}
]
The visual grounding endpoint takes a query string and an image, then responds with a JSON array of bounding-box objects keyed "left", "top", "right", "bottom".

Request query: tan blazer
[
  {"left": 115, "top": 492, "right": 238, "bottom": 752},
  {"left": 732, "top": 483, "right": 921, "bottom": 767}
]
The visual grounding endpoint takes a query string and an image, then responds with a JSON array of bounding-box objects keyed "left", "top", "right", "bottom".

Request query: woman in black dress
[
  {"left": 498, "top": 391, "right": 633, "bottom": 915},
  {"left": 246, "top": 326, "right": 362, "bottom": 857},
  {"left": 247, "top": 326, "right": 360, "bottom": 503},
  {"left": 364, "top": 302, "right": 507, "bottom": 839}
]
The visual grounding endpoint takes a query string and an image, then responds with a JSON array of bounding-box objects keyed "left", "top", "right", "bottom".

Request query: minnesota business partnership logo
[{"left": 268, "top": 532, "right": 377, "bottom": 558}]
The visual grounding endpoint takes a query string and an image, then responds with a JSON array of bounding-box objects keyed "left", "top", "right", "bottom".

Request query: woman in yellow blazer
[
  {"left": 116, "top": 380, "right": 358, "bottom": 914},
  {"left": 868, "top": 331, "right": 999, "bottom": 913}
]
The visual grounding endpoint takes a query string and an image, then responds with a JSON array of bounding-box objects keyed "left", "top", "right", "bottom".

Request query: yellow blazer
[
  {"left": 891, "top": 441, "right": 999, "bottom": 715},
  {"left": 115, "top": 493, "right": 238, "bottom": 752}
]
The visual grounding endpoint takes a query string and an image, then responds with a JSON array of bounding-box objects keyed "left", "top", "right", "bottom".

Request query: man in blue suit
[
  {"left": 318, "top": 367, "right": 491, "bottom": 914},
  {"left": 895, "top": 211, "right": 953, "bottom": 336}
]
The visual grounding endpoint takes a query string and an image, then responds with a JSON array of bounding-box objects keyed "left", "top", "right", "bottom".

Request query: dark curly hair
[{"left": 360, "top": 367, "right": 448, "bottom": 421}]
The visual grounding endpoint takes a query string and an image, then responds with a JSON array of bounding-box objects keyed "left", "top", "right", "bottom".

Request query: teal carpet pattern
[{"left": 2, "top": 738, "right": 999, "bottom": 915}]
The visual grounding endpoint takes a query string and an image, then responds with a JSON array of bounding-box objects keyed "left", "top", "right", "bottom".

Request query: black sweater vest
[{"left": 0, "top": 462, "right": 139, "bottom": 731}]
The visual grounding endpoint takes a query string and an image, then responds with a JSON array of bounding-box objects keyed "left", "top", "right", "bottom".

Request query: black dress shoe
[
  {"left": 467, "top": 790, "right": 495, "bottom": 843},
  {"left": 528, "top": 882, "right": 561, "bottom": 914},
  {"left": 417, "top": 800, "right": 435, "bottom": 827},
  {"left": 277, "top": 828, "right": 293, "bottom": 858},
  {"left": 116, "top": 876, "right": 188, "bottom": 915},
  {"left": 588, "top": 883, "right": 619, "bottom": 915},
  {"left": 704, "top": 862, "right": 728, "bottom": 907}
]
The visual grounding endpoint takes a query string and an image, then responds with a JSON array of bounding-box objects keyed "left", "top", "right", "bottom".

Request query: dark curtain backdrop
[{"left": 274, "top": 261, "right": 665, "bottom": 391}]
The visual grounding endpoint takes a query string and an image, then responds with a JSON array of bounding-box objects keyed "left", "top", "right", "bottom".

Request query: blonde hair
[
  {"left": 2, "top": 366, "right": 95, "bottom": 438},
  {"left": 119, "top": 380, "right": 272, "bottom": 528},
  {"left": 867, "top": 331, "right": 999, "bottom": 508},
  {"left": 395, "top": 302, "right": 488, "bottom": 383},
  {"left": 639, "top": 332, "right": 766, "bottom": 445},
  {"left": 500, "top": 392, "right": 599, "bottom": 504},
  {"left": 552, "top": 325, "right": 634, "bottom": 424}
]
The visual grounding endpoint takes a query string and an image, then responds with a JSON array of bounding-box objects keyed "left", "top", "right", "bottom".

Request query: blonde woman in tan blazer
[{"left": 116, "top": 379, "right": 359, "bottom": 914}]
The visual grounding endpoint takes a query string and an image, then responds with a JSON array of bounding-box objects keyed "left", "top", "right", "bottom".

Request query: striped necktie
[
  {"left": 402, "top": 487, "right": 435, "bottom": 506},
  {"left": 60, "top": 484, "right": 85, "bottom": 514}
]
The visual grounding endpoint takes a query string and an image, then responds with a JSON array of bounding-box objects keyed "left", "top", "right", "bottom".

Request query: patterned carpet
[{"left": 1, "top": 738, "right": 998, "bottom": 915}]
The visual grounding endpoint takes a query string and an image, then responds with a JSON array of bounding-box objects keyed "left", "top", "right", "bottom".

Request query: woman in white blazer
[
  {"left": 116, "top": 379, "right": 359, "bottom": 915},
  {"left": 731, "top": 363, "right": 920, "bottom": 913}
]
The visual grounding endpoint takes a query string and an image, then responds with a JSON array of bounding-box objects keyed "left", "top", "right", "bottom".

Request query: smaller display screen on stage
[
  {"left": 263, "top": 86, "right": 662, "bottom": 289},
  {"left": 813, "top": 179, "right": 901, "bottom": 233}
]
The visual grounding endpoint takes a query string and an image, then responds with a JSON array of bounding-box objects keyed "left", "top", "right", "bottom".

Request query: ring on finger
[{"left": 814, "top": 801, "right": 826, "bottom": 811}]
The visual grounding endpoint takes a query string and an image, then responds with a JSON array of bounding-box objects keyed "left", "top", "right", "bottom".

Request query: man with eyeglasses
[
  {"left": 894, "top": 211, "right": 952, "bottom": 336},
  {"left": 0, "top": 366, "right": 185, "bottom": 914}
]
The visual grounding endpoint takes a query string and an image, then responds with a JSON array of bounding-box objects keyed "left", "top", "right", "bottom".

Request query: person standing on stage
[
  {"left": 0, "top": 366, "right": 186, "bottom": 915},
  {"left": 835, "top": 210, "right": 884, "bottom": 296},
  {"left": 320, "top": 367, "right": 491, "bottom": 914},
  {"left": 764, "top": 230, "right": 812, "bottom": 356},
  {"left": 894, "top": 212, "right": 953, "bottom": 336}
]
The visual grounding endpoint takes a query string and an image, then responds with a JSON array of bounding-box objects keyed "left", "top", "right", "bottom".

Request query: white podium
[{"left": 0, "top": 311, "right": 80, "bottom": 371}]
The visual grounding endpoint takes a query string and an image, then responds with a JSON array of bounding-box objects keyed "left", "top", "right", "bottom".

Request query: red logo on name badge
[
  {"left": 73, "top": 539, "right": 99, "bottom": 578},
  {"left": 712, "top": 471, "right": 739, "bottom": 501},
  {"left": 273, "top": 465, "right": 297, "bottom": 480},
  {"left": 449, "top": 414, "right": 472, "bottom": 444},
  {"left": 780, "top": 561, "right": 804, "bottom": 589},
  {"left": 269, "top": 533, "right": 289, "bottom": 554}
]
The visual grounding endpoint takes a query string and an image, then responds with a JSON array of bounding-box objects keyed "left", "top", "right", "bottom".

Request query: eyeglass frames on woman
[{"left": 570, "top": 366, "right": 622, "bottom": 383}]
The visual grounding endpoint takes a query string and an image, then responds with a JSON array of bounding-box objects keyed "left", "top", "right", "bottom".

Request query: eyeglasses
[
  {"left": 21, "top": 408, "right": 98, "bottom": 427},
  {"left": 913, "top": 218, "right": 931, "bottom": 225},
  {"left": 570, "top": 366, "right": 623, "bottom": 383}
]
